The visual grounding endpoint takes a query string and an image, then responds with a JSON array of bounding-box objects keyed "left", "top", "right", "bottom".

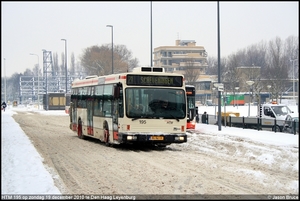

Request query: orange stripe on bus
[
  {"left": 73, "top": 80, "right": 96, "bottom": 86},
  {"left": 105, "top": 77, "right": 116, "bottom": 82}
]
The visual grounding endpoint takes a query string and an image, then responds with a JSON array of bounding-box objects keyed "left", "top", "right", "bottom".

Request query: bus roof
[{"left": 71, "top": 67, "right": 185, "bottom": 88}]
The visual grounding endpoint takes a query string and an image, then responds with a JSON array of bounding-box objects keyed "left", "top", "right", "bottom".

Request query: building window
[{"left": 199, "top": 82, "right": 211, "bottom": 90}]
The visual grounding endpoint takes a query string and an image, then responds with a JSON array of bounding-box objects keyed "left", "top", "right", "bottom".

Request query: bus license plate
[{"left": 150, "top": 136, "right": 164, "bottom": 140}]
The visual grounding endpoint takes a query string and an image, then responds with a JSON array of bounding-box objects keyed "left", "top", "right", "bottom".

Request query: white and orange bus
[
  {"left": 69, "top": 67, "right": 187, "bottom": 147},
  {"left": 186, "top": 85, "right": 197, "bottom": 129}
]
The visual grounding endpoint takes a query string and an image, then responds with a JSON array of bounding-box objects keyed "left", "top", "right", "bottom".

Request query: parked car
[{"left": 283, "top": 113, "right": 299, "bottom": 134}]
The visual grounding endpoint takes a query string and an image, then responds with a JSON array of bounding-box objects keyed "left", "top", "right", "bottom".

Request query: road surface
[{"left": 12, "top": 111, "right": 298, "bottom": 198}]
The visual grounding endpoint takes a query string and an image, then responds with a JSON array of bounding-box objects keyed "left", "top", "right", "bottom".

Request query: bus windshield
[{"left": 125, "top": 88, "right": 186, "bottom": 119}]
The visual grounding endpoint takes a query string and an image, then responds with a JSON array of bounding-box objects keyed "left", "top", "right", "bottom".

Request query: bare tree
[
  {"left": 265, "top": 37, "right": 289, "bottom": 102},
  {"left": 127, "top": 58, "right": 139, "bottom": 72},
  {"left": 285, "top": 35, "right": 299, "bottom": 62},
  {"left": 223, "top": 53, "right": 242, "bottom": 92},
  {"left": 80, "top": 44, "right": 139, "bottom": 76},
  {"left": 80, "top": 45, "right": 111, "bottom": 75},
  {"left": 184, "top": 60, "right": 201, "bottom": 86},
  {"left": 243, "top": 42, "right": 268, "bottom": 75},
  {"left": 60, "top": 52, "right": 65, "bottom": 76},
  {"left": 52, "top": 52, "right": 59, "bottom": 76},
  {"left": 285, "top": 36, "right": 299, "bottom": 81},
  {"left": 70, "top": 52, "right": 76, "bottom": 76},
  {"left": 6, "top": 73, "right": 21, "bottom": 101},
  {"left": 112, "top": 44, "right": 137, "bottom": 73},
  {"left": 206, "top": 56, "right": 218, "bottom": 75},
  {"left": 32, "top": 64, "right": 39, "bottom": 77},
  {"left": 23, "top": 68, "right": 34, "bottom": 76},
  {"left": 219, "top": 57, "right": 228, "bottom": 83}
]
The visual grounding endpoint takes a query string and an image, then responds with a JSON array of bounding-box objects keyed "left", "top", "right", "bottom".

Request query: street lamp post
[
  {"left": 106, "top": 25, "right": 114, "bottom": 74},
  {"left": 30, "top": 53, "right": 40, "bottom": 109},
  {"left": 42, "top": 49, "right": 49, "bottom": 110},
  {"left": 3, "top": 58, "right": 7, "bottom": 103},
  {"left": 235, "top": 87, "right": 239, "bottom": 109},
  {"left": 61, "top": 39, "right": 67, "bottom": 93},
  {"left": 150, "top": 1, "right": 153, "bottom": 66},
  {"left": 224, "top": 90, "right": 227, "bottom": 127},
  {"left": 246, "top": 80, "right": 255, "bottom": 117},
  {"left": 233, "top": 88, "right": 236, "bottom": 107},
  {"left": 267, "top": 85, "right": 271, "bottom": 102}
]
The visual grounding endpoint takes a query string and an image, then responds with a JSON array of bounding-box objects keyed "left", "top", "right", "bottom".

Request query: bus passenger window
[{"left": 103, "top": 100, "right": 112, "bottom": 117}]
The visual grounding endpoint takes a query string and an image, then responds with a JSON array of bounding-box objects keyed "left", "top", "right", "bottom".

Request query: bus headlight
[
  {"left": 127, "top": 135, "right": 137, "bottom": 141},
  {"left": 175, "top": 136, "right": 185, "bottom": 141}
]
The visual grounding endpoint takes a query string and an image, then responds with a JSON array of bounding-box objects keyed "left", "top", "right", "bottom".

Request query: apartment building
[
  {"left": 153, "top": 39, "right": 210, "bottom": 104},
  {"left": 153, "top": 39, "right": 208, "bottom": 74}
]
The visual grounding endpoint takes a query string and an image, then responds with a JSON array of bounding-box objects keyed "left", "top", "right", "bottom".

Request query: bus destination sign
[{"left": 126, "top": 75, "right": 183, "bottom": 87}]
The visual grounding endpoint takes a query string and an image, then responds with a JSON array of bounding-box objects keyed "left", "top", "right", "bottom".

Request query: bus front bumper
[{"left": 118, "top": 133, "right": 187, "bottom": 144}]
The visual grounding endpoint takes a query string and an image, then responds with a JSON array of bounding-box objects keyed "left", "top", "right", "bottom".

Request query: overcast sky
[{"left": 1, "top": 1, "right": 298, "bottom": 77}]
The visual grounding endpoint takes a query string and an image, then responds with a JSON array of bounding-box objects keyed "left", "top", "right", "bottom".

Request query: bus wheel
[{"left": 77, "top": 119, "right": 84, "bottom": 139}]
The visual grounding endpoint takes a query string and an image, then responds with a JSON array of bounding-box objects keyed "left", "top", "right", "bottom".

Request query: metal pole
[
  {"left": 106, "top": 25, "right": 114, "bottom": 74},
  {"left": 4, "top": 58, "right": 7, "bottom": 103},
  {"left": 42, "top": 49, "right": 49, "bottom": 111},
  {"left": 150, "top": 1, "right": 153, "bottom": 67},
  {"left": 246, "top": 81, "right": 254, "bottom": 117},
  {"left": 61, "top": 39, "right": 67, "bottom": 93},
  {"left": 224, "top": 91, "right": 226, "bottom": 127},
  {"left": 292, "top": 60, "right": 294, "bottom": 101},
  {"left": 235, "top": 87, "right": 239, "bottom": 109},
  {"left": 217, "top": 1, "right": 222, "bottom": 131},
  {"left": 30, "top": 53, "right": 40, "bottom": 109},
  {"left": 248, "top": 88, "right": 251, "bottom": 117},
  {"left": 233, "top": 89, "right": 235, "bottom": 107}
]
